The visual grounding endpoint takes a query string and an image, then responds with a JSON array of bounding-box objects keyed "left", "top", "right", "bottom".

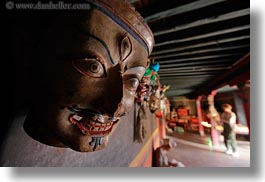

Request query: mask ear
[
  {"left": 146, "top": 59, "right": 150, "bottom": 68},
  {"left": 120, "top": 34, "right": 132, "bottom": 62}
]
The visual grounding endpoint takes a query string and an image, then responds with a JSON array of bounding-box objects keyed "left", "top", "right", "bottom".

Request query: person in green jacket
[{"left": 220, "top": 104, "right": 240, "bottom": 157}]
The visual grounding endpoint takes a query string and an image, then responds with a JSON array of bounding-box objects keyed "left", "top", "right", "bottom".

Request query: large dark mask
[{"left": 24, "top": 0, "right": 154, "bottom": 152}]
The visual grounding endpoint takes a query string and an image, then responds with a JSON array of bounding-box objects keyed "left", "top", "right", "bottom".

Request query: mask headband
[{"left": 87, "top": 0, "right": 154, "bottom": 55}]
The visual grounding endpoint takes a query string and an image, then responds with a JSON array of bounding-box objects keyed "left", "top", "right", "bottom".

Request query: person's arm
[
  {"left": 229, "top": 113, "right": 236, "bottom": 128},
  {"left": 220, "top": 113, "right": 224, "bottom": 124}
]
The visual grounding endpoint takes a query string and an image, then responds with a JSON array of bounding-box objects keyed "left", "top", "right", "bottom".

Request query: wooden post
[
  {"left": 240, "top": 85, "right": 250, "bottom": 141},
  {"left": 196, "top": 96, "right": 204, "bottom": 136},
  {"left": 156, "top": 112, "right": 166, "bottom": 140},
  {"left": 208, "top": 90, "right": 220, "bottom": 146}
]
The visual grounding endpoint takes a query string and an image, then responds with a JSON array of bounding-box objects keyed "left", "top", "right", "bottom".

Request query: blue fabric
[{"left": 149, "top": 63, "right": 160, "bottom": 72}]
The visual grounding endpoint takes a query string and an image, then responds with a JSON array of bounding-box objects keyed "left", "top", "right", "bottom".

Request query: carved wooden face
[
  {"left": 28, "top": 9, "right": 151, "bottom": 152},
  {"left": 149, "top": 95, "right": 161, "bottom": 113}
]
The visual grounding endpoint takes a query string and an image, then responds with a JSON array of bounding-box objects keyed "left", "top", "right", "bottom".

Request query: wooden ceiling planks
[{"left": 130, "top": 0, "right": 250, "bottom": 97}]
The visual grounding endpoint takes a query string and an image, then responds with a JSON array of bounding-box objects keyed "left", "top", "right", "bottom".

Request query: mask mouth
[{"left": 67, "top": 105, "right": 119, "bottom": 137}]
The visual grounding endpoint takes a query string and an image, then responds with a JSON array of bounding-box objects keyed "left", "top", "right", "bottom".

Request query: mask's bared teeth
[
  {"left": 81, "top": 129, "right": 87, "bottom": 135},
  {"left": 82, "top": 122, "right": 88, "bottom": 128},
  {"left": 87, "top": 126, "right": 91, "bottom": 131},
  {"left": 105, "top": 125, "right": 111, "bottom": 131},
  {"left": 69, "top": 114, "right": 82, "bottom": 125},
  {"left": 109, "top": 117, "right": 119, "bottom": 122},
  {"left": 99, "top": 127, "right": 105, "bottom": 131},
  {"left": 70, "top": 111, "right": 119, "bottom": 136},
  {"left": 90, "top": 121, "right": 95, "bottom": 125},
  {"left": 73, "top": 115, "right": 82, "bottom": 121},
  {"left": 92, "top": 127, "right": 98, "bottom": 131},
  {"left": 77, "top": 123, "right": 88, "bottom": 135},
  {"left": 94, "top": 115, "right": 104, "bottom": 123}
]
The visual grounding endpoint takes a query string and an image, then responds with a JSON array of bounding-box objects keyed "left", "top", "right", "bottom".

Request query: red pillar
[
  {"left": 196, "top": 96, "right": 204, "bottom": 136},
  {"left": 237, "top": 82, "right": 250, "bottom": 140},
  {"left": 161, "top": 117, "right": 166, "bottom": 139},
  {"left": 157, "top": 112, "right": 166, "bottom": 140},
  {"left": 244, "top": 97, "right": 250, "bottom": 140},
  {"left": 242, "top": 87, "right": 250, "bottom": 140}
]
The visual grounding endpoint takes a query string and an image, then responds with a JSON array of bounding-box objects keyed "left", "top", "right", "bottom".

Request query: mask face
[
  {"left": 24, "top": 6, "right": 153, "bottom": 152},
  {"left": 149, "top": 89, "right": 161, "bottom": 113}
]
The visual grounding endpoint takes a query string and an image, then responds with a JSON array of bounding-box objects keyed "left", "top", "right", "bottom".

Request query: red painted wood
[
  {"left": 196, "top": 96, "right": 204, "bottom": 135},
  {"left": 143, "top": 151, "right": 153, "bottom": 167}
]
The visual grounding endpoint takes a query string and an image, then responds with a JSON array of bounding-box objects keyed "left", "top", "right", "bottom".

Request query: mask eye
[
  {"left": 72, "top": 58, "right": 106, "bottom": 78},
  {"left": 124, "top": 78, "right": 139, "bottom": 92},
  {"left": 89, "top": 62, "right": 101, "bottom": 73},
  {"left": 120, "top": 35, "right": 132, "bottom": 62}
]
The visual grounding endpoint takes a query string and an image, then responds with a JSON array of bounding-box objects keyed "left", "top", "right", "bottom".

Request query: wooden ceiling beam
[
  {"left": 161, "top": 77, "right": 209, "bottom": 81},
  {"left": 160, "top": 74, "right": 214, "bottom": 79},
  {"left": 154, "top": 9, "right": 249, "bottom": 36},
  {"left": 159, "top": 67, "right": 228, "bottom": 73},
  {"left": 145, "top": 0, "right": 227, "bottom": 23},
  {"left": 154, "top": 25, "right": 249, "bottom": 47},
  {"left": 159, "top": 59, "right": 235, "bottom": 68},
  {"left": 151, "top": 35, "right": 250, "bottom": 55},
  {"left": 158, "top": 53, "right": 242, "bottom": 64},
  {"left": 160, "top": 75, "right": 214, "bottom": 78},
  {"left": 159, "top": 70, "right": 223, "bottom": 77},
  {"left": 154, "top": 45, "right": 248, "bottom": 59},
  {"left": 129, "top": 0, "right": 139, "bottom": 3},
  {"left": 191, "top": 53, "right": 250, "bottom": 96},
  {"left": 159, "top": 66, "right": 228, "bottom": 71}
]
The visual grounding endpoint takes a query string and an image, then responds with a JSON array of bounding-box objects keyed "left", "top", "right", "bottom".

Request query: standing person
[{"left": 220, "top": 104, "right": 239, "bottom": 157}]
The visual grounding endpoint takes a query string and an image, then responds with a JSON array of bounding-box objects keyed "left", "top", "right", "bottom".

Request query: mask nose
[
  {"left": 103, "top": 72, "right": 137, "bottom": 117},
  {"left": 101, "top": 65, "right": 142, "bottom": 117},
  {"left": 113, "top": 93, "right": 135, "bottom": 118},
  {"left": 114, "top": 75, "right": 142, "bottom": 117},
  {"left": 102, "top": 65, "right": 123, "bottom": 116}
]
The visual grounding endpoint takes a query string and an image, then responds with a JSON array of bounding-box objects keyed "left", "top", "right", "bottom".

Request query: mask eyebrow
[
  {"left": 123, "top": 66, "right": 146, "bottom": 77},
  {"left": 76, "top": 27, "right": 115, "bottom": 65}
]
